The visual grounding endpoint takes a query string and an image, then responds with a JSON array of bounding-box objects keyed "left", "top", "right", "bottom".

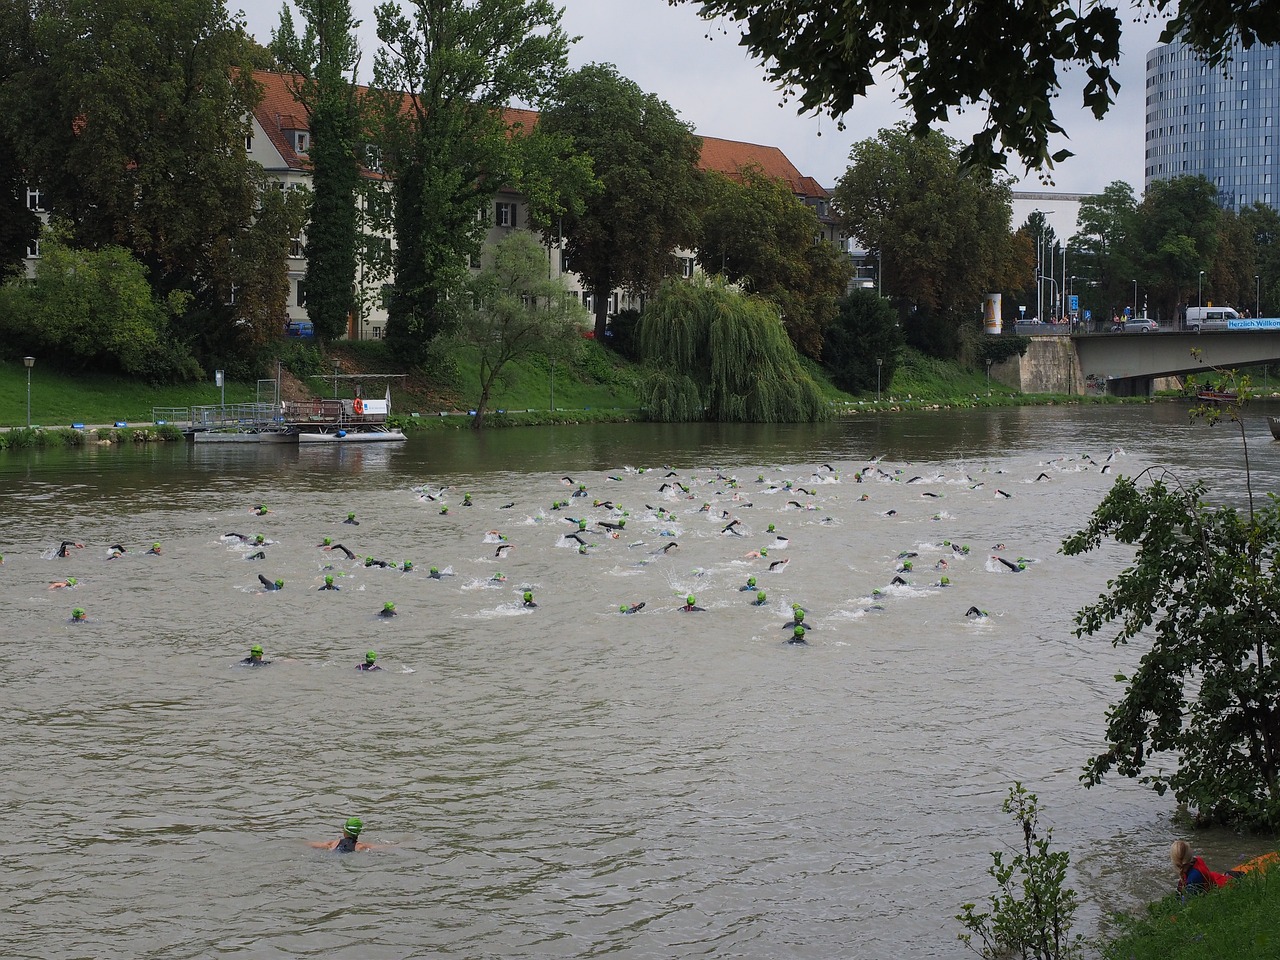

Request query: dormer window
[{"left": 295, "top": 131, "right": 310, "bottom": 153}]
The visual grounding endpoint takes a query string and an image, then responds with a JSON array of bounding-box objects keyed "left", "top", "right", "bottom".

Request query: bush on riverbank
[{"left": 1101, "top": 874, "right": 1279, "bottom": 960}]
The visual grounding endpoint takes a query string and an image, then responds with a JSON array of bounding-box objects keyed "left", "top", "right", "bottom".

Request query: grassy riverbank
[
  {"left": 2, "top": 343, "right": 1125, "bottom": 442},
  {"left": 1100, "top": 874, "right": 1279, "bottom": 959}
]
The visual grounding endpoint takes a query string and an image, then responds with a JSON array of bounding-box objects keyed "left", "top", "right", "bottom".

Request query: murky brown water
[{"left": 3, "top": 405, "right": 1277, "bottom": 959}]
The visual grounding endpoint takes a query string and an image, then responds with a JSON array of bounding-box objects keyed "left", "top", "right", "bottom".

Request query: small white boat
[{"left": 297, "top": 427, "right": 406, "bottom": 443}]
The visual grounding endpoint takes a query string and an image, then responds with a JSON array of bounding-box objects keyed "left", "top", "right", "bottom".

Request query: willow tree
[{"left": 637, "top": 276, "right": 829, "bottom": 422}]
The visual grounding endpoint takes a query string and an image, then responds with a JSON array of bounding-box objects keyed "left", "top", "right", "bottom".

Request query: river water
[{"left": 3, "top": 403, "right": 1278, "bottom": 959}]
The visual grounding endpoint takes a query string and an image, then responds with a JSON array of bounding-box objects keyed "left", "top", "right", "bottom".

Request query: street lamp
[
  {"left": 1132, "top": 280, "right": 1137, "bottom": 318},
  {"left": 1256, "top": 274, "right": 1261, "bottom": 318},
  {"left": 876, "top": 357, "right": 883, "bottom": 402},
  {"left": 1198, "top": 270, "right": 1205, "bottom": 309},
  {"left": 986, "top": 358, "right": 993, "bottom": 397},
  {"left": 23, "top": 356, "right": 34, "bottom": 427},
  {"left": 332, "top": 359, "right": 341, "bottom": 399}
]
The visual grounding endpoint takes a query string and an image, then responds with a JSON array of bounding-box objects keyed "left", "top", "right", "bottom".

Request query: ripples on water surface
[{"left": 3, "top": 404, "right": 1279, "bottom": 959}]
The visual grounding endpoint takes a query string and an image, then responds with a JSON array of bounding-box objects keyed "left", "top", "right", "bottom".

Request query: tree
[
  {"left": 457, "top": 231, "right": 587, "bottom": 429},
  {"left": 534, "top": 63, "right": 704, "bottom": 341},
  {"left": 1062, "top": 397, "right": 1280, "bottom": 828},
  {"left": 370, "top": 0, "right": 574, "bottom": 358},
  {"left": 1132, "top": 176, "right": 1221, "bottom": 321},
  {"left": 1240, "top": 202, "right": 1280, "bottom": 315},
  {"left": 672, "top": 0, "right": 1280, "bottom": 173},
  {"left": 821, "top": 289, "right": 903, "bottom": 394},
  {"left": 1210, "top": 209, "right": 1257, "bottom": 313},
  {"left": 833, "top": 124, "right": 1018, "bottom": 356},
  {"left": 698, "top": 165, "right": 852, "bottom": 358},
  {"left": 272, "top": 0, "right": 365, "bottom": 343},
  {"left": 637, "top": 275, "right": 829, "bottom": 422},
  {"left": 0, "top": 233, "right": 199, "bottom": 381},
  {"left": 0, "top": 0, "right": 38, "bottom": 279},
  {"left": 1070, "top": 181, "right": 1138, "bottom": 323}
]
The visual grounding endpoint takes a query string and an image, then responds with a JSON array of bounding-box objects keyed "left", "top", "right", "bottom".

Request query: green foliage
[
  {"left": 0, "top": 236, "right": 200, "bottom": 382},
  {"left": 607, "top": 308, "right": 642, "bottom": 361},
  {"left": 1102, "top": 876, "right": 1279, "bottom": 960},
  {"left": 679, "top": 1, "right": 1276, "bottom": 174},
  {"left": 957, "top": 783, "right": 1085, "bottom": 960},
  {"left": 455, "top": 231, "right": 589, "bottom": 428},
  {"left": 1134, "top": 176, "right": 1222, "bottom": 322},
  {"left": 822, "top": 289, "right": 904, "bottom": 393},
  {"left": 833, "top": 124, "right": 1018, "bottom": 339},
  {"left": 1070, "top": 181, "right": 1138, "bottom": 321},
  {"left": 533, "top": 63, "right": 704, "bottom": 339},
  {"left": 371, "top": 0, "right": 573, "bottom": 358},
  {"left": 272, "top": 0, "right": 365, "bottom": 343},
  {"left": 698, "top": 166, "right": 852, "bottom": 357},
  {"left": 977, "top": 336, "right": 1030, "bottom": 365},
  {"left": 636, "top": 275, "right": 829, "bottom": 422},
  {"left": 1062, "top": 387, "right": 1280, "bottom": 826}
]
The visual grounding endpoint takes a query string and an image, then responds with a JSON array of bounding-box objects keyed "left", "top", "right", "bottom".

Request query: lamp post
[
  {"left": 876, "top": 357, "right": 883, "bottom": 402},
  {"left": 23, "top": 356, "right": 34, "bottom": 427},
  {"left": 332, "top": 360, "right": 341, "bottom": 399},
  {"left": 1198, "top": 270, "right": 1205, "bottom": 309},
  {"left": 549, "top": 358, "right": 556, "bottom": 411},
  {"left": 1256, "top": 274, "right": 1261, "bottom": 318},
  {"left": 1132, "top": 280, "right": 1138, "bottom": 318},
  {"left": 986, "top": 358, "right": 993, "bottom": 397}
]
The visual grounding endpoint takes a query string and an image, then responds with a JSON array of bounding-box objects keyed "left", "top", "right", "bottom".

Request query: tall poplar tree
[
  {"left": 370, "top": 0, "right": 574, "bottom": 359},
  {"left": 535, "top": 64, "right": 704, "bottom": 341},
  {"left": 272, "top": 0, "right": 364, "bottom": 343}
]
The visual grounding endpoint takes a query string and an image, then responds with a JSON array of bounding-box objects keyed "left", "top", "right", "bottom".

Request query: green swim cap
[
  {"left": 1018, "top": 562, "right": 1026, "bottom": 570},
  {"left": 383, "top": 602, "right": 395, "bottom": 611},
  {"left": 255, "top": 534, "right": 264, "bottom": 544},
  {"left": 686, "top": 595, "right": 696, "bottom": 605},
  {"left": 325, "top": 575, "right": 334, "bottom": 584},
  {"left": 274, "top": 579, "right": 284, "bottom": 588},
  {"left": 152, "top": 542, "right": 161, "bottom": 550},
  {"left": 365, "top": 650, "right": 377, "bottom": 662},
  {"left": 747, "top": 577, "right": 756, "bottom": 587},
  {"left": 345, "top": 816, "right": 363, "bottom": 836},
  {"left": 761, "top": 548, "right": 768, "bottom": 556},
  {"left": 365, "top": 557, "right": 374, "bottom": 564},
  {"left": 940, "top": 576, "right": 951, "bottom": 585},
  {"left": 618, "top": 519, "right": 626, "bottom": 528},
  {"left": 323, "top": 537, "right": 332, "bottom": 545},
  {"left": 495, "top": 572, "right": 504, "bottom": 580},
  {"left": 403, "top": 560, "right": 413, "bottom": 570},
  {"left": 794, "top": 626, "right": 806, "bottom": 638},
  {"left": 430, "top": 566, "right": 439, "bottom": 574},
  {"left": 523, "top": 591, "right": 533, "bottom": 602},
  {"left": 579, "top": 520, "right": 587, "bottom": 530},
  {"left": 620, "top": 604, "right": 628, "bottom": 613},
  {"left": 795, "top": 609, "right": 805, "bottom": 621},
  {"left": 903, "top": 561, "right": 913, "bottom": 571},
  {"left": 67, "top": 577, "right": 77, "bottom": 586},
  {"left": 440, "top": 506, "right": 448, "bottom": 514},
  {"left": 578, "top": 545, "right": 587, "bottom": 553},
  {"left": 872, "top": 588, "right": 882, "bottom": 596},
  {"left": 347, "top": 512, "right": 355, "bottom": 520},
  {"left": 756, "top": 591, "right": 766, "bottom": 601},
  {"left": 251, "top": 644, "right": 263, "bottom": 656},
  {"left": 768, "top": 524, "right": 776, "bottom": 532},
  {"left": 72, "top": 608, "right": 85, "bottom": 618}
]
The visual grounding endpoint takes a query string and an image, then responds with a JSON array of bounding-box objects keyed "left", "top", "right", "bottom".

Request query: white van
[{"left": 1186, "top": 306, "right": 1240, "bottom": 331}]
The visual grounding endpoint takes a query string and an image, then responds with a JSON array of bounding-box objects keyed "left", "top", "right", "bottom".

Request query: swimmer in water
[
  {"left": 309, "top": 817, "right": 375, "bottom": 853},
  {"left": 996, "top": 489, "right": 1012, "bottom": 499},
  {"left": 253, "top": 504, "right": 269, "bottom": 516},
  {"left": 240, "top": 644, "right": 270, "bottom": 666},
  {"left": 365, "top": 556, "right": 392, "bottom": 568},
  {"left": 739, "top": 576, "right": 758, "bottom": 592},
  {"left": 144, "top": 542, "right": 163, "bottom": 555},
  {"left": 593, "top": 499, "right": 614, "bottom": 509},
  {"left": 619, "top": 602, "right": 646, "bottom": 614},
  {"left": 462, "top": 493, "right": 473, "bottom": 507},
  {"left": 1101, "top": 464, "right": 1112, "bottom": 474},
  {"left": 994, "top": 556, "right": 1026, "bottom": 572},
  {"left": 257, "top": 575, "right": 284, "bottom": 591},
  {"left": 494, "top": 543, "right": 513, "bottom": 558},
  {"left": 428, "top": 566, "right": 453, "bottom": 580},
  {"left": 598, "top": 519, "right": 625, "bottom": 531},
  {"left": 57, "top": 540, "right": 85, "bottom": 558},
  {"left": 246, "top": 551, "right": 266, "bottom": 561},
  {"left": 319, "top": 575, "right": 340, "bottom": 591},
  {"left": 344, "top": 512, "right": 360, "bottom": 525},
  {"left": 965, "top": 606, "right": 988, "bottom": 619},
  {"left": 563, "top": 532, "right": 588, "bottom": 547},
  {"left": 936, "top": 576, "right": 951, "bottom": 587},
  {"left": 49, "top": 577, "right": 78, "bottom": 590},
  {"left": 572, "top": 484, "right": 588, "bottom": 498},
  {"left": 356, "top": 650, "right": 381, "bottom": 671},
  {"left": 227, "top": 533, "right": 251, "bottom": 542},
  {"left": 522, "top": 591, "right": 537, "bottom": 608},
  {"left": 787, "top": 626, "right": 807, "bottom": 645},
  {"left": 752, "top": 590, "right": 768, "bottom": 606},
  {"left": 71, "top": 607, "right": 87, "bottom": 622},
  {"left": 769, "top": 558, "right": 790, "bottom": 572},
  {"left": 1034, "top": 472, "right": 1051, "bottom": 482},
  {"left": 784, "top": 608, "right": 808, "bottom": 630},
  {"left": 681, "top": 594, "right": 705, "bottom": 612},
  {"left": 378, "top": 602, "right": 397, "bottom": 618},
  {"left": 491, "top": 572, "right": 507, "bottom": 583},
  {"left": 326, "top": 543, "right": 357, "bottom": 560}
]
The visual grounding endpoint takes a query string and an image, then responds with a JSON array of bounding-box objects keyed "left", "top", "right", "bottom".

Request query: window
[
  {"left": 363, "top": 144, "right": 382, "bottom": 173},
  {"left": 495, "top": 201, "right": 517, "bottom": 228},
  {"left": 245, "top": 133, "right": 253, "bottom": 152},
  {"left": 294, "top": 131, "right": 310, "bottom": 153},
  {"left": 289, "top": 238, "right": 303, "bottom": 258},
  {"left": 680, "top": 256, "right": 695, "bottom": 279},
  {"left": 26, "top": 238, "right": 40, "bottom": 259},
  {"left": 26, "top": 187, "right": 43, "bottom": 211},
  {"left": 227, "top": 284, "right": 237, "bottom": 306},
  {"left": 560, "top": 249, "right": 571, "bottom": 273},
  {"left": 372, "top": 326, "right": 383, "bottom": 340},
  {"left": 297, "top": 280, "right": 307, "bottom": 307},
  {"left": 582, "top": 291, "right": 593, "bottom": 312}
]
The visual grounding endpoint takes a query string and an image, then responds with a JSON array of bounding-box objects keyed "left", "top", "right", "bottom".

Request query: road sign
[{"left": 1069, "top": 295, "right": 1079, "bottom": 312}]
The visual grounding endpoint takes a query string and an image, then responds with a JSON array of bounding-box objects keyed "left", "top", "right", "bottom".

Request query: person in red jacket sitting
[{"left": 1171, "top": 840, "right": 1236, "bottom": 898}]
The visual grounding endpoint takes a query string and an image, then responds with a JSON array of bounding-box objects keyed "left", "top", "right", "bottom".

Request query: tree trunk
[{"left": 593, "top": 282, "right": 609, "bottom": 340}]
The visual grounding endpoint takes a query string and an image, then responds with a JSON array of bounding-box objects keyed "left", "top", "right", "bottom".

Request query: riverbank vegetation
[{"left": 1101, "top": 876, "right": 1279, "bottom": 960}]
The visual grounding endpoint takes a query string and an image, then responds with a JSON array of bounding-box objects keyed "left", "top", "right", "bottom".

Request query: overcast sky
[{"left": 239, "top": 1, "right": 1169, "bottom": 202}]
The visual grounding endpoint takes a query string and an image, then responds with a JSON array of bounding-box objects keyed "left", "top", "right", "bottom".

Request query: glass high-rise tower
[{"left": 1145, "top": 37, "right": 1280, "bottom": 211}]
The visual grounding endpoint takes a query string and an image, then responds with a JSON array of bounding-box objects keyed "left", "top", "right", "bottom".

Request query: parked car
[
  {"left": 1186, "top": 306, "right": 1240, "bottom": 331},
  {"left": 1119, "top": 319, "right": 1159, "bottom": 333}
]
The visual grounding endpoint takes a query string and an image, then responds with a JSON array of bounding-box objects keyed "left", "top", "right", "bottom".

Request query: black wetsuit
[
  {"left": 246, "top": 551, "right": 266, "bottom": 560},
  {"left": 623, "top": 602, "right": 645, "bottom": 614},
  {"left": 344, "top": 516, "right": 360, "bottom": 525},
  {"left": 365, "top": 558, "right": 392, "bottom": 568},
  {"left": 769, "top": 559, "right": 789, "bottom": 571},
  {"left": 258, "top": 574, "right": 281, "bottom": 591},
  {"left": 378, "top": 608, "right": 397, "bottom": 617},
  {"left": 57, "top": 540, "right": 78, "bottom": 558},
  {"left": 319, "top": 582, "right": 339, "bottom": 591},
  {"left": 356, "top": 662, "right": 381, "bottom": 672},
  {"left": 335, "top": 835, "right": 358, "bottom": 852},
  {"left": 329, "top": 544, "right": 357, "bottom": 559},
  {"left": 227, "top": 533, "right": 250, "bottom": 542},
  {"left": 965, "top": 606, "right": 987, "bottom": 618},
  {"left": 494, "top": 544, "right": 512, "bottom": 557},
  {"left": 564, "top": 533, "right": 588, "bottom": 546},
  {"left": 239, "top": 656, "right": 271, "bottom": 666}
]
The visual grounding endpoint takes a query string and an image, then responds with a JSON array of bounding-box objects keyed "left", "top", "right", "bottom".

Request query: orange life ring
[{"left": 353, "top": 397, "right": 364, "bottom": 415}]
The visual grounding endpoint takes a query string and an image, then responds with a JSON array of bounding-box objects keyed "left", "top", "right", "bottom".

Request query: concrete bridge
[{"left": 1000, "top": 328, "right": 1280, "bottom": 396}]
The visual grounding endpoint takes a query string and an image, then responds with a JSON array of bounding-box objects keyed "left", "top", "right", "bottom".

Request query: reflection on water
[{"left": 2, "top": 404, "right": 1278, "bottom": 959}]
